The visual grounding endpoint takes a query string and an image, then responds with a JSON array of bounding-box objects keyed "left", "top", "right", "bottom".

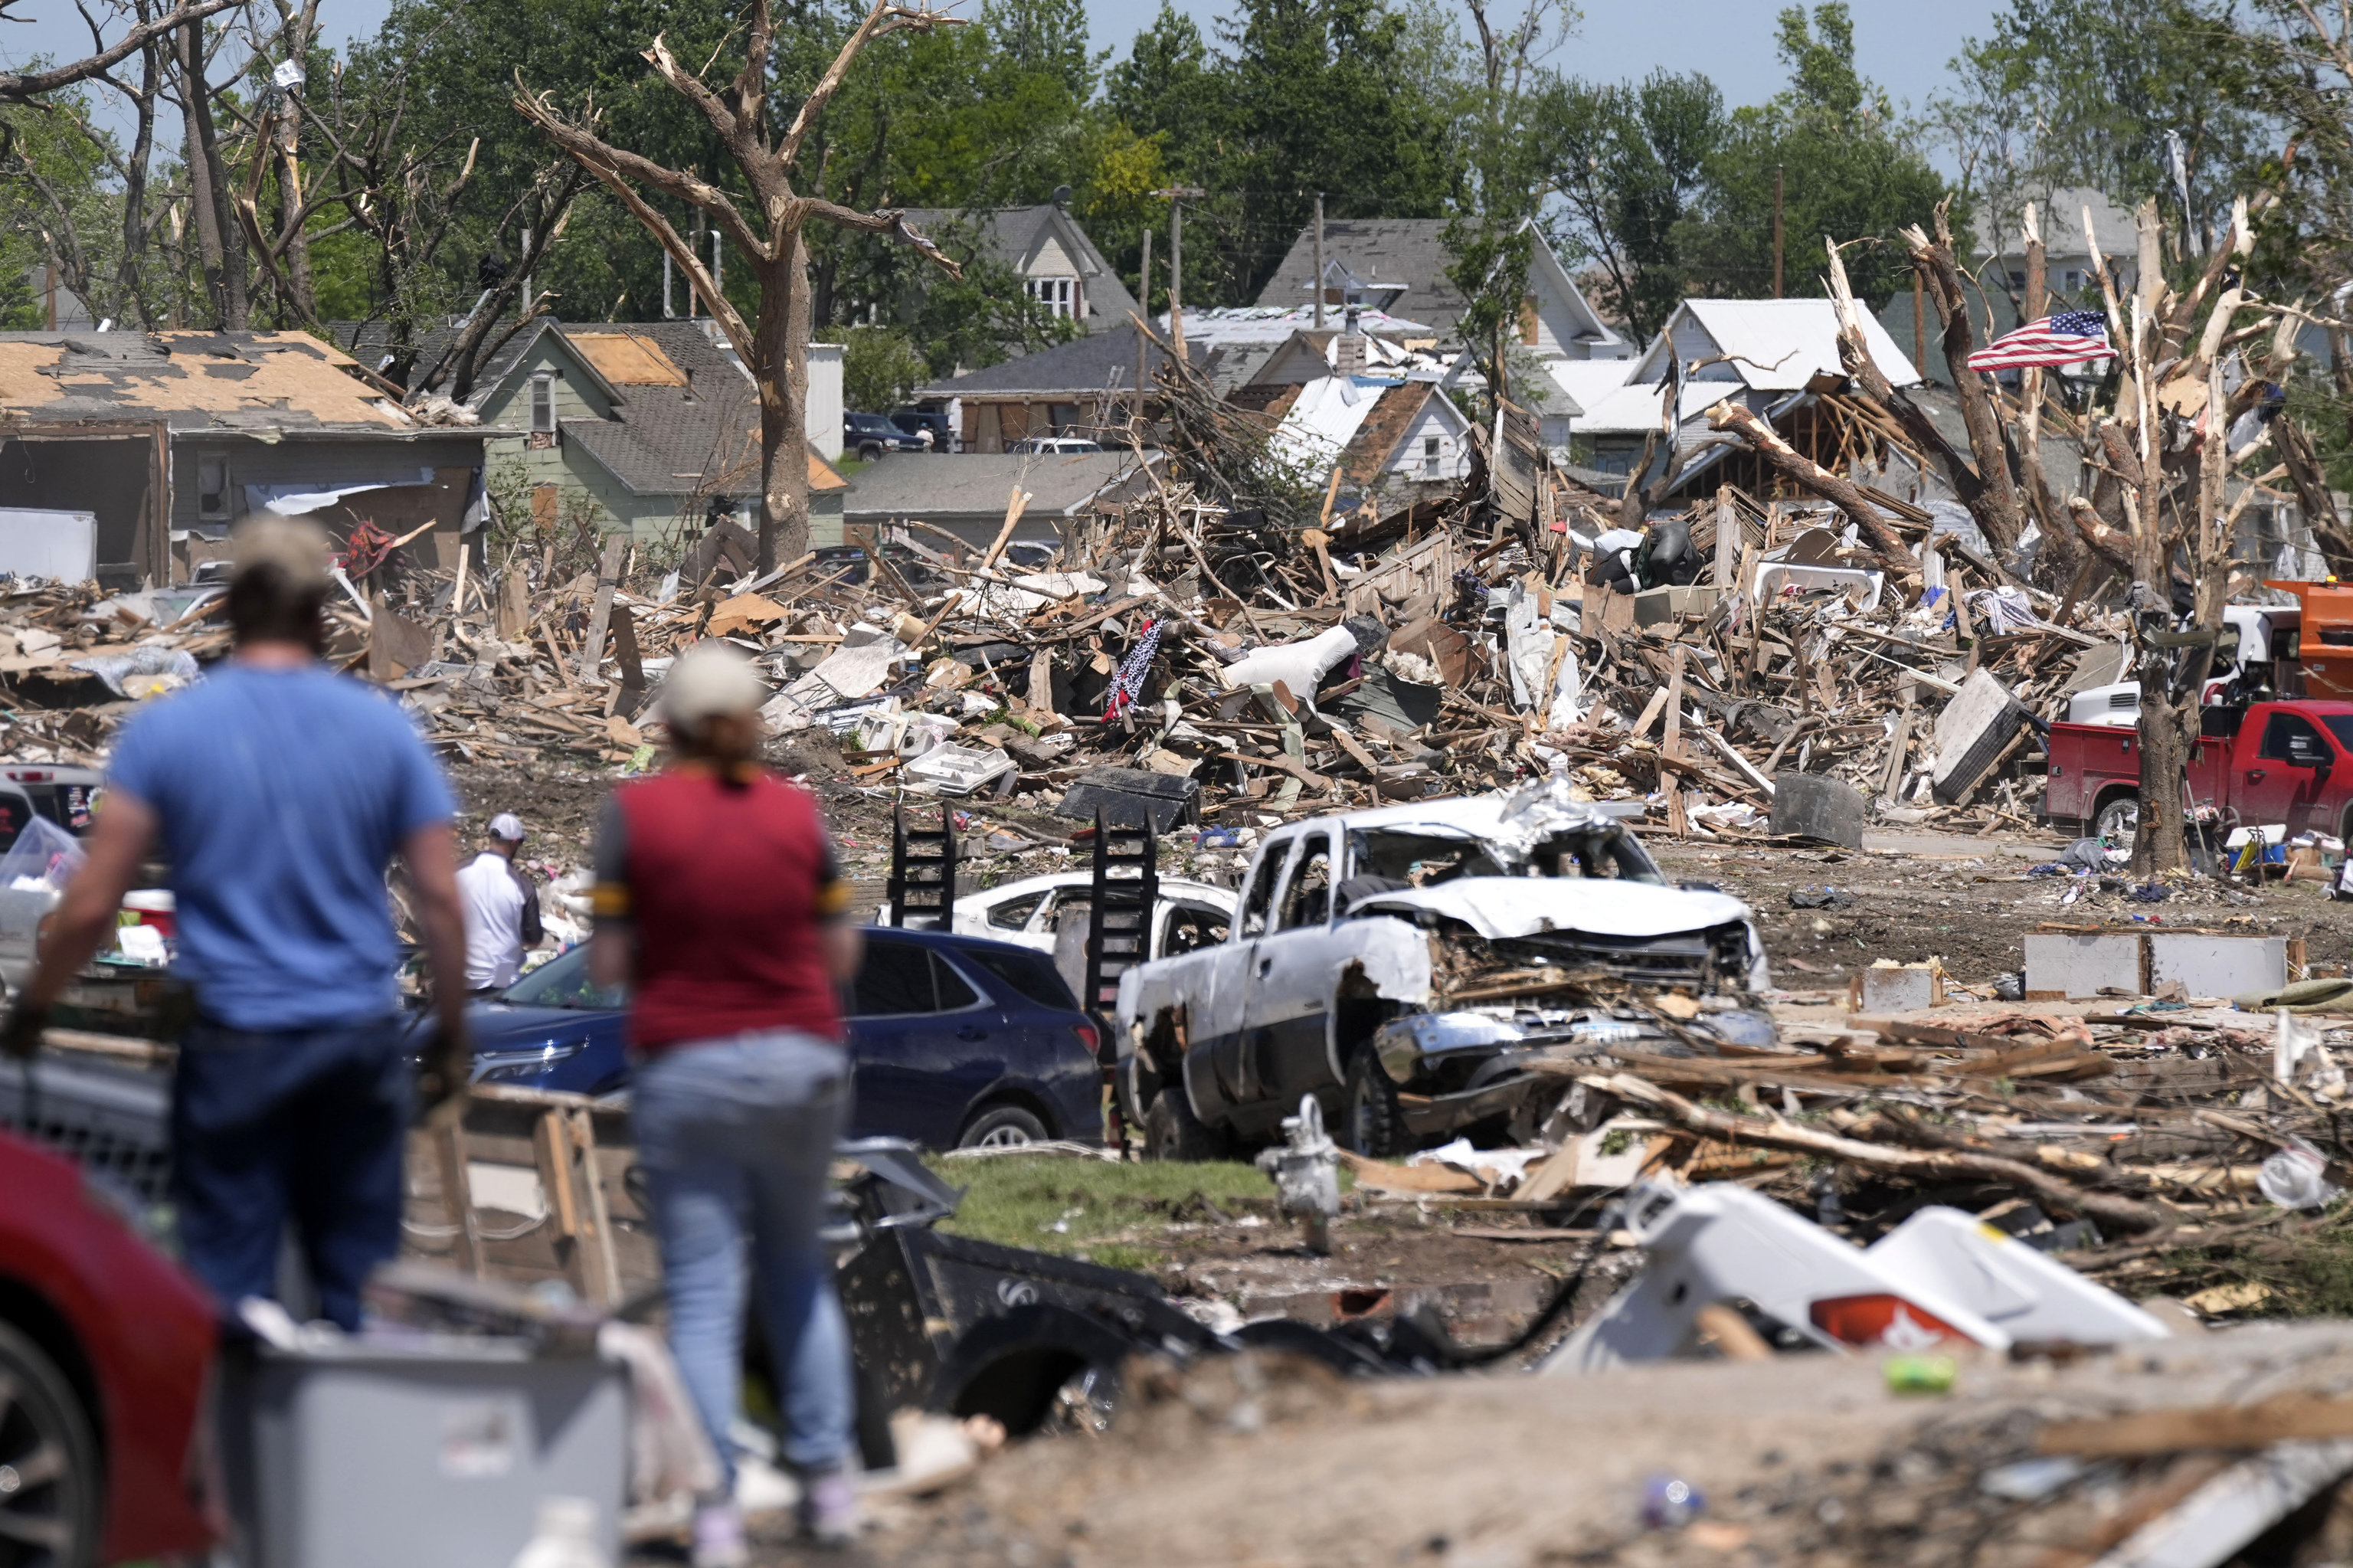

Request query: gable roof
[
  {"left": 916, "top": 322, "right": 1206, "bottom": 399},
  {"left": 1628, "top": 299, "right": 1922, "bottom": 391},
  {"left": 896, "top": 205, "right": 1141, "bottom": 332},
  {"left": 1337, "top": 380, "right": 1449, "bottom": 490},
  {"left": 1274, "top": 372, "right": 1468, "bottom": 477},
  {"left": 332, "top": 316, "right": 556, "bottom": 406},
  {"left": 1968, "top": 186, "right": 2139, "bottom": 262},
  {"left": 0, "top": 330, "right": 409, "bottom": 430},
  {"left": 1252, "top": 219, "right": 1468, "bottom": 336}
]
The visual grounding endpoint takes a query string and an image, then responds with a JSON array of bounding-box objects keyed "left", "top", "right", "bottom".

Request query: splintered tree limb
[
  {"left": 513, "top": 86, "right": 768, "bottom": 263},
  {"left": 1902, "top": 200, "right": 2028, "bottom": 561},
  {"left": 2280, "top": 419, "right": 2353, "bottom": 573},
  {"left": 781, "top": 5, "right": 962, "bottom": 166},
  {"left": 1586, "top": 1072, "right": 2171, "bottom": 1235},
  {"left": 1824, "top": 239, "right": 1984, "bottom": 502},
  {"left": 1705, "top": 401, "right": 1919, "bottom": 578},
  {"left": 797, "top": 200, "right": 961, "bottom": 278},
  {"left": 0, "top": 0, "right": 246, "bottom": 101},
  {"left": 2065, "top": 496, "right": 2135, "bottom": 574}
]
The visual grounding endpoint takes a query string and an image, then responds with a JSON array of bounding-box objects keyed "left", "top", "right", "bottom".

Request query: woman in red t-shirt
[{"left": 591, "top": 641, "right": 863, "bottom": 1559}]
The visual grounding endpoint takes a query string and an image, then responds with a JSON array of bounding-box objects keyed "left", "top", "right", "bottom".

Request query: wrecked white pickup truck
[{"left": 1116, "top": 775, "right": 1772, "bottom": 1160}]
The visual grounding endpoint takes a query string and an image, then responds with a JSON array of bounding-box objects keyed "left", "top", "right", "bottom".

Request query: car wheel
[
  {"left": 1342, "top": 1049, "right": 1409, "bottom": 1159},
  {"left": 959, "top": 1105, "right": 1049, "bottom": 1149},
  {"left": 1143, "top": 1086, "right": 1226, "bottom": 1162},
  {"left": 0, "top": 1318, "right": 102, "bottom": 1568},
  {"left": 859, "top": 442, "right": 883, "bottom": 461},
  {"left": 2094, "top": 794, "right": 2139, "bottom": 857}
]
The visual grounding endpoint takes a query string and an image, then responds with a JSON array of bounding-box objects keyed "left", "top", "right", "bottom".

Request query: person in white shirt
[{"left": 455, "top": 813, "right": 542, "bottom": 992}]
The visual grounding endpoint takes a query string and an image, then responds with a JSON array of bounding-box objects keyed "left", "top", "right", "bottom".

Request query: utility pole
[
  {"left": 1136, "top": 227, "right": 1152, "bottom": 424},
  {"left": 1312, "top": 192, "right": 1325, "bottom": 330},
  {"left": 1772, "top": 165, "right": 1785, "bottom": 298},
  {"left": 1152, "top": 186, "right": 1206, "bottom": 358},
  {"left": 663, "top": 249, "right": 674, "bottom": 319}
]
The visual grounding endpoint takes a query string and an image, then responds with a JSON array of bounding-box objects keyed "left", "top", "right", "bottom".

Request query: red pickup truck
[{"left": 2044, "top": 699, "right": 2353, "bottom": 848}]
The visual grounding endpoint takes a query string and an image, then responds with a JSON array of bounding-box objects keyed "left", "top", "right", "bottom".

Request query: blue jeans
[
  {"left": 631, "top": 1029, "right": 853, "bottom": 1485},
  {"left": 171, "top": 1014, "right": 411, "bottom": 1331}
]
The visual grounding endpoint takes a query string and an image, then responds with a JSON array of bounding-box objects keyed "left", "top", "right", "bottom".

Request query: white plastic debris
[
  {"left": 2256, "top": 1138, "right": 2342, "bottom": 1211},
  {"left": 902, "top": 743, "right": 1016, "bottom": 797}
]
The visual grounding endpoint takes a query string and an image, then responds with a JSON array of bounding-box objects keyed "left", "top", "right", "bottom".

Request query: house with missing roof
[
  {"left": 896, "top": 204, "right": 1141, "bottom": 346},
  {"left": 1252, "top": 218, "right": 1630, "bottom": 364},
  {"left": 344, "top": 319, "right": 849, "bottom": 544},
  {"left": 0, "top": 329, "right": 485, "bottom": 587}
]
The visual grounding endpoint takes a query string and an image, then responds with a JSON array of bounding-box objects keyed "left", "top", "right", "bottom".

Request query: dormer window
[
  {"left": 1024, "top": 277, "right": 1077, "bottom": 319},
  {"left": 530, "top": 375, "right": 556, "bottom": 433}
]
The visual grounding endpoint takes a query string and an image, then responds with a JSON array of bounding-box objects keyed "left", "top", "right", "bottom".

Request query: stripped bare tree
[{"left": 513, "top": 0, "right": 967, "bottom": 569}]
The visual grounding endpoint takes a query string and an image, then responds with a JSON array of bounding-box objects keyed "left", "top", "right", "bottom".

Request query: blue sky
[{"left": 4, "top": 0, "right": 2008, "bottom": 145}]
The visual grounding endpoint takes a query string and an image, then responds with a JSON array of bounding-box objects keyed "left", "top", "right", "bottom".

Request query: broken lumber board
[{"left": 2039, "top": 1396, "right": 2353, "bottom": 1457}]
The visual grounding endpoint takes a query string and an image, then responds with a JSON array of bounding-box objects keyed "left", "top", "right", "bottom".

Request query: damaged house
[
  {"left": 342, "top": 318, "right": 848, "bottom": 544},
  {"left": 0, "top": 329, "right": 486, "bottom": 586},
  {"left": 1252, "top": 218, "right": 1631, "bottom": 368}
]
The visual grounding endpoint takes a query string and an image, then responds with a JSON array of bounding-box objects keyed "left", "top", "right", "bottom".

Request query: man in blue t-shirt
[{"left": 2, "top": 516, "right": 472, "bottom": 1330}]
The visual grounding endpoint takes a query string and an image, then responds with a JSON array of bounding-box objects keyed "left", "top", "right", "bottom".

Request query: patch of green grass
[{"left": 924, "top": 1154, "right": 1319, "bottom": 1263}]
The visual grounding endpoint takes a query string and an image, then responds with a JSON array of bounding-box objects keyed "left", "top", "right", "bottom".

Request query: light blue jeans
[{"left": 630, "top": 1029, "right": 853, "bottom": 1485}]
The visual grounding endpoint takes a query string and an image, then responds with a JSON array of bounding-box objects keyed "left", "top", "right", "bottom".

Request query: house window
[
  {"left": 530, "top": 375, "right": 557, "bottom": 433},
  {"left": 2006, "top": 270, "right": 2027, "bottom": 291},
  {"left": 1024, "top": 277, "right": 1076, "bottom": 319},
  {"left": 1423, "top": 435, "right": 1442, "bottom": 478},
  {"left": 196, "top": 456, "right": 229, "bottom": 519},
  {"left": 2063, "top": 267, "right": 2085, "bottom": 293}
]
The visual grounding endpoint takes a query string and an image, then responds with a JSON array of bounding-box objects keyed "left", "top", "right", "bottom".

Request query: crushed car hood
[{"left": 1355, "top": 877, "right": 1754, "bottom": 940}]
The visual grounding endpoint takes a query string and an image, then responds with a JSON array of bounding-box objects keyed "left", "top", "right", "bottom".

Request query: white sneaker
[{"left": 692, "top": 1501, "right": 748, "bottom": 1568}]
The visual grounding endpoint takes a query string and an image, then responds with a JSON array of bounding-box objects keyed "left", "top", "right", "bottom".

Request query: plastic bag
[
  {"left": 0, "top": 815, "right": 83, "bottom": 892},
  {"left": 2257, "top": 1138, "right": 2341, "bottom": 1210}
]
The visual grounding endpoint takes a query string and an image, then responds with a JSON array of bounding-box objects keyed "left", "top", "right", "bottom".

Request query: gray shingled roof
[
  {"left": 1252, "top": 218, "right": 1468, "bottom": 338},
  {"left": 895, "top": 205, "right": 1141, "bottom": 332},
  {"left": 918, "top": 322, "right": 1209, "bottom": 398},
  {"left": 332, "top": 316, "right": 553, "bottom": 405},
  {"left": 552, "top": 321, "right": 763, "bottom": 498},
  {"left": 843, "top": 451, "right": 1157, "bottom": 546}
]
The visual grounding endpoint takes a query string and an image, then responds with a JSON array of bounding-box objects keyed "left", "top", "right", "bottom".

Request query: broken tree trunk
[
  {"left": 1903, "top": 200, "right": 2028, "bottom": 564},
  {"left": 1704, "top": 401, "right": 1918, "bottom": 579},
  {"left": 2014, "top": 202, "right": 2075, "bottom": 589}
]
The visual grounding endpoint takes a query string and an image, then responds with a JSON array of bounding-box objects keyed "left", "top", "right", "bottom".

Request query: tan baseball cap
[{"left": 230, "top": 514, "right": 333, "bottom": 593}]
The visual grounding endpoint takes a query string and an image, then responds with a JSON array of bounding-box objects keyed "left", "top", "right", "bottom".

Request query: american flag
[
  {"left": 1102, "top": 618, "right": 1163, "bottom": 719},
  {"left": 1966, "top": 309, "right": 2116, "bottom": 372}
]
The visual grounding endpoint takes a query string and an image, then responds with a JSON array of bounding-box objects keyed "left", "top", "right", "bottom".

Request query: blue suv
[{"left": 443, "top": 928, "right": 1105, "bottom": 1148}]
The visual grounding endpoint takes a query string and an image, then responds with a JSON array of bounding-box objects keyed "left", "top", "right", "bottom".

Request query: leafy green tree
[
  {"left": 1939, "top": 0, "right": 2263, "bottom": 252},
  {"left": 1673, "top": 4, "right": 1953, "bottom": 307},
  {"left": 1536, "top": 69, "right": 1724, "bottom": 342},
  {"left": 821, "top": 325, "right": 930, "bottom": 411},
  {"left": 1439, "top": 0, "right": 1576, "bottom": 410}
]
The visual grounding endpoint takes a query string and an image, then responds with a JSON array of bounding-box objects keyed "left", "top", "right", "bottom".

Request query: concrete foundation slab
[
  {"left": 2148, "top": 934, "right": 2289, "bottom": 999},
  {"left": 2025, "top": 933, "right": 2142, "bottom": 1000}
]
